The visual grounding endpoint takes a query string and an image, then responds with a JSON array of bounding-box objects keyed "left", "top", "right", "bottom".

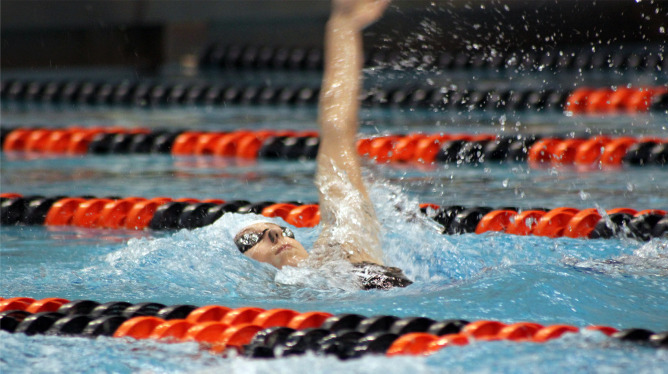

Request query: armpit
[{"left": 314, "top": 159, "right": 382, "bottom": 264}]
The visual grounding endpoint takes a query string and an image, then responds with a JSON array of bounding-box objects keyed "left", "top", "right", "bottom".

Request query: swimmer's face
[{"left": 234, "top": 223, "right": 309, "bottom": 269}]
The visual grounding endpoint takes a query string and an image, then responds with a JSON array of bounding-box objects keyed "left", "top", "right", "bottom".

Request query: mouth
[{"left": 275, "top": 244, "right": 292, "bottom": 255}]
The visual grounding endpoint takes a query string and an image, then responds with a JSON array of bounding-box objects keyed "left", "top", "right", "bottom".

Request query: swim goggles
[{"left": 235, "top": 226, "right": 295, "bottom": 253}]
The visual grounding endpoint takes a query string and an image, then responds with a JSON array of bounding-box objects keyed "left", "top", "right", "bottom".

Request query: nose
[{"left": 267, "top": 227, "right": 281, "bottom": 243}]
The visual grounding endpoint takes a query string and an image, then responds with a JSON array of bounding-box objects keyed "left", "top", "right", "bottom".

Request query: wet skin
[
  {"left": 237, "top": 222, "right": 309, "bottom": 269},
  {"left": 235, "top": 0, "right": 389, "bottom": 269}
]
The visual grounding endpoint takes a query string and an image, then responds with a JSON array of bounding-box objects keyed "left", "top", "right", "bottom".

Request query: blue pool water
[{"left": 2, "top": 104, "right": 668, "bottom": 373}]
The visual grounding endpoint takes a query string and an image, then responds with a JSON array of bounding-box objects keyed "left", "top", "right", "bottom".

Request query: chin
[{"left": 280, "top": 255, "right": 304, "bottom": 268}]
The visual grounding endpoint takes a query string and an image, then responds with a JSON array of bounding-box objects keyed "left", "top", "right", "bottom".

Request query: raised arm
[{"left": 313, "top": 0, "right": 389, "bottom": 265}]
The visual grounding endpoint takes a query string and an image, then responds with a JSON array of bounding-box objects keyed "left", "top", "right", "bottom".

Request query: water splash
[{"left": 61, "top": 170, "right": 501, "bottom": 304}]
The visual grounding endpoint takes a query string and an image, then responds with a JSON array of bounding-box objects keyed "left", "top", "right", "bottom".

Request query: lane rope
[
  {"left": 2, "top": 126, "right": 666, "bottom": 167},
  {"left": 3, "top": 79, "right": 667, "bottom": 113},
  {"left": 199, "top": 43, "right": 666, "bottom": 74},
  {"left": 1, "top": 296, "right": 665, "bottom": 358},
  {"left": 1, "top": 194, "right": 666, "bottom": 241}
]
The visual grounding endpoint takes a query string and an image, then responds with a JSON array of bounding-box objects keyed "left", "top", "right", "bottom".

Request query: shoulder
[{"left": 351, "top": 262, "right": 413, "bottom": 290}]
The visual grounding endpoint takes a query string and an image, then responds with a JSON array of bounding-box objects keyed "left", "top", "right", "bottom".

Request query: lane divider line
[
  {"left": 3, "top": 78, "right": 668, "bottom": 114},
  {"left": 1, "top": 194, "right": 666, "bottom": 240},
  {"left": 2, "top": 126, "right": 666, "bottom": 167},
  {"left": 1, "top": 296, "right": 665, "bottom": 358}
]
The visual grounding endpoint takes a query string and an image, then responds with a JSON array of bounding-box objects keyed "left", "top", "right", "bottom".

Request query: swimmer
[{"left": 234, "top": 0, "right": 412, "bottom": 289}]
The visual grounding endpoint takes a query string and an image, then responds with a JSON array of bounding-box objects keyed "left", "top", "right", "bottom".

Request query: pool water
[
  {"left": 2, "top": 48, "right": 668, "bottom": 374},
  {"left": 2, "top": 103, "right": 668, "bottom": 373}
]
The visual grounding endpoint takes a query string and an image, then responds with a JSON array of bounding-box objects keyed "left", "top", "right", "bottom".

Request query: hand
[{"left": 331, "top": 0, "right": 390, "bottom": 29}]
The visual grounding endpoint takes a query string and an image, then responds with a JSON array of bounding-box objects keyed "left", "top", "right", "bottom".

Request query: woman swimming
[{"left": 234, "top": 0, "right": 411, "bottom": 289}]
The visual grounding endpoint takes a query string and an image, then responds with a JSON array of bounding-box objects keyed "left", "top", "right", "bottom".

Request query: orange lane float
[
  {"left": 532, "top": 325, "right": 580, "bottom": 343},
  {"left": 527, "top": 138, "right": 561, "bottom": 165},
  {"left": 285, "top": 204, "right": 320, "bottom": 227},
  {"left": 424, "top": 333, "right": 470, "bottom": 354},
  {"left": 521, "top": 135, "right": 666, "bottom": 168},
  {"left": 253, "top": 309, "right": 300, "bottom": 328},
  {"left": 171, "top": 132, "right": 205, "bottom": 155},
  {"left": 496, "top": 322, "right": 544, "bottom": 341},
  {"left": 218, "top": 323, "right": 264, "bottom": 348},
  {"left": 149, "top": 319, "right": 195, "bottom": 341},
  {"left": 368, "top": 136, "right": 402, "bottom": 163},
  {"left": 262, "top": 203, "right": 298, "bottom": 220},
  {"left": 235, "top": 130, "right": 296, "bottom": 159},
  {"left": 413, "top": 134, "right": 451, "bottom": 164},
  {"left": 72, "top": 198, "right": 114, "bottom": 228},
  {"left": 586, "top": 325, "right": 619, "bottom": 336},
  {"left": 183, "top": 321, "right": 230, "bottom": 343},
  {"left": 124, "top": 198, "right": 173, "bottom": 230},
  {"left": 3, "top": 129, "right": 32, "bottom": 151},
  {"left": 574, "top": 136, "right": 611, "bottom": 166},
  {"left": 356, "top": 138, "right": 374, "bottom": 157},
  {"left": 287, "top": 311, "right": 333, "bottom": 330},
  {"left": 419, "top": 203, "right": 441, "bottom": 212},
  {"left": 67, "top": 128, "right": 107, "bottom": 154},
  {"left": 24, "top": 129, "right": 54, "bottom": 152},
  {"left": 563, "top": 208, "right": 603, "bottom": 238},
  {"left": 97, "top": 198, "right": 148, "bottom": 229},
  {"left": 212, "top": 131, "right": 252, "bottom": 157},
  {"left": 565, "top": 86, "right": 667, "bottom": 114},
  {"left": 551, "top": 138, "right": 586, "bottom": 165},
  {"left": 584, "top": 89, "right": 613, "bottom": 113},
  {"left": 564, "top": 88, "right": 593, "bottom": 114},
  {"left": 626, "top": 88, "right": 666, "bottom": 112},
  {"left": 608, "top": 88, "right": 636, "bottom": 112},
  {"left": 386, "top": 333, "right": 440, "bottom": 356},
  {"left": 532, "top": 207, "right": 579, "bottom": 238},
  {"left": 386, "top": 320, "right": 588, "bottom": 357},
  {"left": 113, "top": 316, "right": 166, "bottom": 340},
  {"left": 391, "top": 134, "right": 428, "bottom": 162},
  {"left": 194, "top": 133, "right": 228, "bottom": 155},
  {"left": 24, "top": 297, "right": 70, "bottom": 313},
  {"left": 461, "top": 320, "right": 507, "bottom": 340},
  {"left": 186, "top": 305, "right": 232, "bottom": 324},
  {"left": 505, "top": 210, "right": 547, "bottom": 236},
  {"left": 475, "top": 210, "right": 518, "bottom": 234},
  {"left": 236, "top": 132, "right": 272, "bottom": 159},
  {"left": 220, "top": 307, "right": 265, "bottom": 326},
  {"left": 0, "top": 297, "right": 36, "bottom": 312},
  {"left": 0, "top": 193, "right": 23, "bottom": 199},
  {"left": 606, "top": 207, "right": 637, "bottom": 215},
  {"left": 600, "top": 137, "right": 638, "bottom": 165},
  {"left": 44, "top": 198, "right": 87, "bottom": 226},
  {"left": 43, "top": 129, "right": 76, "bottom": 153}
]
